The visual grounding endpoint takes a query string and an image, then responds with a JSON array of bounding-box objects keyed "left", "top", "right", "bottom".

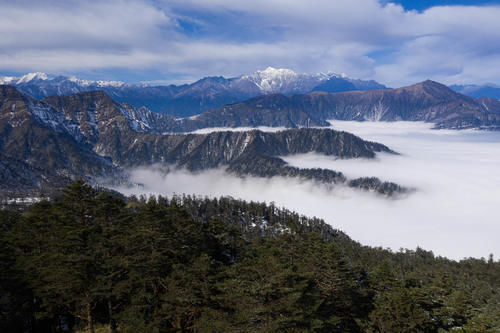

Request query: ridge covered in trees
[{"left": 0, "top": 181, "right": 499, "bottom": 332}]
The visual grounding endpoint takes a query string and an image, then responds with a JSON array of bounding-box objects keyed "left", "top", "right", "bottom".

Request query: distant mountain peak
[
  {"left": 63, "top": 75, "right": 126, "bottom": 88},
  {"left": 0, "top": 72, "right": 126, "bottom": 89},
  {"left": 420, "top": 79, "right": 445, "bottom": 87},
  {"left": 242, "top": 67, "right": 299, "bottom": 85},
  {"left": 0, "top": 70, "right": 388, "bottom": 117},
  {"left": 17, "top": 72, "right": 49, "bottom": 83},
  {"left": 239, "top": 67, "right": 337, "bottom": 94},
  {"left": 256, "top": 67, "right": 298, "bottom": 77},
  {"left": 401, "top": 80, "right": 453, "bottom": 94},
  {"left": 0, "top": 72, "right": 50, "bottom": 85}
]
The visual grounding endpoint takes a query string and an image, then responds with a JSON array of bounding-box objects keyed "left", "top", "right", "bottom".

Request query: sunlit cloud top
[{"left": 1, "top": 0, "right": 500, "bottom": 86}]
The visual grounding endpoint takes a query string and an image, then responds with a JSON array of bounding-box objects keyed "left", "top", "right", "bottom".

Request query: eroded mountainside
[
  {"left": 8, "top": 79, "right": 497, "bottom": 198},
  {"left": 0, "top": 86, "right": 116, "bottom": 196},
  {"left": 0, "top": 86, "right": 403, "bottom": 197},
  {"left": 216, "top": 80, "right": 500, "bottom": 130},
  {"left": 42, "top": 91, "right": 403, "bottom": 194},
  {"left": 41, "top": 80, "right": 500, "bottom": 133}
]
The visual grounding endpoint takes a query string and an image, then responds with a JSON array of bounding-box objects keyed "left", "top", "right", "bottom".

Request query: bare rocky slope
[{"left": 0, "top": 86, "right": 117, "bottom": 197}]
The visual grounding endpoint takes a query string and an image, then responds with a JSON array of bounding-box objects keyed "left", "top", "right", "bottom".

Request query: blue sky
[
  {"left": 1, "top": 0, "right": 500, "bottom": 86},
  {"left": 390, "top": 0, "right": 500, "bottom": 11}
]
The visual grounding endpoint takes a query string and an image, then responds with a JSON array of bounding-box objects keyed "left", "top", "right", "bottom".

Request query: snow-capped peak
[
  {"left": 240, "top": 67, "right": 300, "bottom": 93},
  {"left": 244, "top": 67, "right": 298, "bottom": 81},
  {"left": 17, "top": 72, "right": 49, "bottom": 84},
  {"left": 66, "top": 76, "right": 125, "bottom": 87},
  {"left": 67, "top": 76, "right": 92, "bottom": 86},
  {"left": 95, "top": 80, "right": 126, "bottom": 88},
  {"left": 258, "top": 67, "right": 298, "bottom": 77},
  {"left": 0, "top": 76, "right": 16, "bottom": 85},
  {"left": 0, "top": 72, "right": 50, "bottom": 85},
  {"left": 239, "top": 67, "right": 338, "bottom": 94},
  {"left": 0, "top": 72, "right": 127, "bottom": 88}
]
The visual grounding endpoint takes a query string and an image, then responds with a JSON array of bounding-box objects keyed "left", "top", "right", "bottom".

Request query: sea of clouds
[{"left": 115, "top": 121, "right": 500, "bottom": 260}]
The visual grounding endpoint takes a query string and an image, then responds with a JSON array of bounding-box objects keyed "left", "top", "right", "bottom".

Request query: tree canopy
[{"left": 1, "top": 181, "right": 499, "bottom": 332}]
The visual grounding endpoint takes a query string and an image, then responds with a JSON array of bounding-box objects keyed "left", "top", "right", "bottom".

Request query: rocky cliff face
[
  {"left": 42, "top": 90, "right": 328, "bottom": 134},
  {"left": 0, "top": 86, "right": 117, "bottom": 197},
  {"left": 85, "top": 126, "right": 404, "bottom": 196},
  {"left": 103, "top": 128, "right": 393, "bottom": 168}
]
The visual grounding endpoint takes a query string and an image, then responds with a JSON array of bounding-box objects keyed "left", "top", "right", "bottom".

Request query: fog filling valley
[{"left": 115, "top": 121, "right": 500, "bottom": 260}]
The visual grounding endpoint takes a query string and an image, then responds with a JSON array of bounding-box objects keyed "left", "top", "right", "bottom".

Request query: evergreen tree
[{"left": 1, "top": 181, "right": 500, "bottom": 332}]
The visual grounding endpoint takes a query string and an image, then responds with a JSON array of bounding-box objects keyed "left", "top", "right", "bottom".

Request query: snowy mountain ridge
[
  {"left": 0, "top": 72, "right": 127, "bottom": 88},
  {"left": 0, "top": 68, "right": 387, "bottom": 117},
  {"left": 237, "top": 66, "right": 342, "bottom": 94},
  {"left": 0, "top": 68, "right": 348, "bottom": 92}
]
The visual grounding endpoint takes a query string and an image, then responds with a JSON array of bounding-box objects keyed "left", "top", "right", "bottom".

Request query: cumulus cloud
[
  {"left": 115, "top": 121, "right": 500, "bottom": 260},
  {"left": 2, "top": 0, "right": 500, "bottom": 85}
]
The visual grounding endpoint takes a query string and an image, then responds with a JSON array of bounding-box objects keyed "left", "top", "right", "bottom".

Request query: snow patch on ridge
[
  {"left": 16, "top": 72, "right": 49, "bottom": 84},
  {"left": 0, "top": 72, "right": 126, "bottom": 88},
  {"left": 27, "top": 101, "right": 85, "bottom": 142},
  {"left": 238, "top": 67, "right": 340, "bottom": 94}
]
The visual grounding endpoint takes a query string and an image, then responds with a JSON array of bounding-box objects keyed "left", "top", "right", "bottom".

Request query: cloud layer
[
  {"left": 2, "top": 0, "right": 500, "bottom": 86},
  {"left": 115, "top": 121, "right": 500, "bottom": 260}
]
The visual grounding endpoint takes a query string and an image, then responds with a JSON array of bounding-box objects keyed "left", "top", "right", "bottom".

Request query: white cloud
[
  {"left": 1, "top": 0, "right": 500, "bottom": 85},
  {"left": 115, "top": 121, "right": 500, "bottom": 260},
  {"left": 0, "top": 0, "right": 175, "bottom": 74},
  {"left": 0, "top": 1, "right": 174, "bottom": 49}
]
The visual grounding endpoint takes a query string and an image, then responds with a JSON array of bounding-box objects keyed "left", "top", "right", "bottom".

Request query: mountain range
[
  {"left": 0, "top": 68, "right": 387, "bottom": 117},
  {"left": 3, "top": 70, "right": 499, "bottom": 130},
  {"left": 207, "top": 80, "right": 500, "bottom": 130},
  {"left": 3, "top": 74, "right": 500, "bottom": 197},
  {"left": 0, "top": 85, "right": 404, "bottom": 198}
]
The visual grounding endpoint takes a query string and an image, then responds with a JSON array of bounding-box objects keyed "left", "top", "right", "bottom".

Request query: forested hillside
[{"left": 1, "top": 181, "right": 499, "bottom": 332}]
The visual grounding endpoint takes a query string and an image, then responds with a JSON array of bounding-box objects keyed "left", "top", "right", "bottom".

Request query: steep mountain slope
[
  {"left": 101, "top": 128, "right": 393, "bottom": 168},
  {"left": 106, "top": 128, "right": 404, "bottom": 195},
  {"left": 173, "top": 93, "right": 329, "bottom": 132},
  {"left": 39, "top": 91, "right": 393, "bottom": 166},
  {"left": 42, "top": 91, "right": 179, "bottom": 142},
  {"left": 0, "top": 86, "right": 116, "bottom": 197},
  {"left": 213, "top": 80, "right": 500, "bottom": 130},
  {"left": 0, "top": 87, "right": 403, "bottom": 196},
  {"left": 1, "top": 69, "right": 387, "bottom": 117},
  {"left": 43, "top": 91, "right": 327, "bottom": 134}
]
